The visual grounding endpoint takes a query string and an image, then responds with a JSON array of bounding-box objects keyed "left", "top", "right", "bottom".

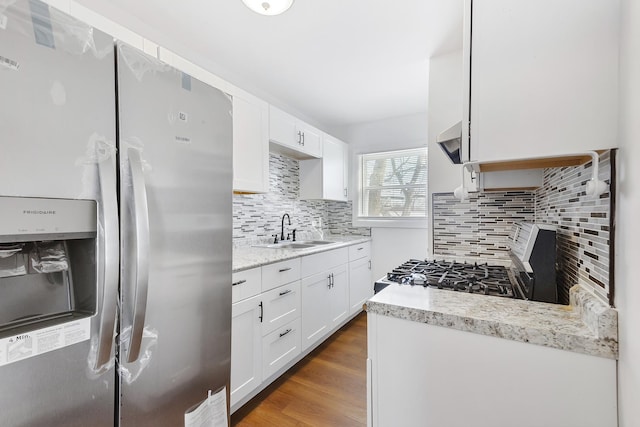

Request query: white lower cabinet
[
  {"left": 301, "top": 263, "right": 349, "bottom": 351},
  {"left": 300, "top": 271, "right": 332, "bottom": 349},
  {"left": 368, "top": 313, "right": 617, "bottom": 427},
  {"left": 348, "top": 257, "right": 372, "bottom": 316},
  {"left": 230, "top": 294, "right": 262, "bottom": 407},
  {"left": 328, "top": 265, "right": 349, "bottom": 326},
  {"left": 231, "top": 241, "right": 372, "bottom": 412},
  {"left": 262, "top": 317, "right": 302, "bottom": 379},
  {"left": 348, "top": 242, "right": 372, "bottom": 316}
]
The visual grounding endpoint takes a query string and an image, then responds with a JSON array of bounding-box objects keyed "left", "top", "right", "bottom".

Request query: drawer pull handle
[
  {"left": 232, "top": 279, "right": 247, "bottom": 287},
  {"left": 357, "top": 247, "right": 364, "bottom": 251},
  {"left": 279, "top": 328, "right": 292, "bottom": 338},
  {"left": 278, "top": 267, "right": 292, "bottom": 273},
  {"left": 279, "top": 289, "right": 292, "bottom": 296}
]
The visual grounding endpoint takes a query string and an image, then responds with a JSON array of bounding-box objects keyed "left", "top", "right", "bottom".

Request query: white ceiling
[{"left": 77, "top": 0, "right": 463, "bottom": 131}]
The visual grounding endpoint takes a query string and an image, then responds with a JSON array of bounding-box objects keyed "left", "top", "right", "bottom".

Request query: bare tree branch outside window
[{"left": 359, "top": 148, "right": 427, "bottom": 218}]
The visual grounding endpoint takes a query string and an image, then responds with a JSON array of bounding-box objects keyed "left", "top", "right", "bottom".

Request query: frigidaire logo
[{"left": 23, "top": 210, "right": 56, "bottom": 215}]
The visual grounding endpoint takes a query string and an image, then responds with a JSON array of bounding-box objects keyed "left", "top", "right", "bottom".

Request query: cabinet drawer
[
  {"left": 232, "top": 267, "right": 262, "bottom": 303},
  {"left": 262, "top": 317, "right": 301, "bottom": 380},
  {"left": 262, "top": 258, "right": 301, "bottom": 292},
  {"left": 261, "top": 281, "right": 301, "bottom": 336},
  {"left": 349, "top": 242, "right": 371, "bottom": 261},
  {"left": 301, "top": 247, "right": 348, "bottom": 278}
]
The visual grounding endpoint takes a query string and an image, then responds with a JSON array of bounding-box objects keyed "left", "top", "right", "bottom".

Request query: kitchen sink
[
  {"left": 252, "top": 240, "right": 337, "bottom": 249},
  {"left": 301, "top": 240, "right": 335, "bottom": 245},
  {"left": 253, "top": 242, "right": 315, "bottom": 249}
]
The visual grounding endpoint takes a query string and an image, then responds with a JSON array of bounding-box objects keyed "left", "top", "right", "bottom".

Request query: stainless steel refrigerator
[{"left": 0, "top": 1, "right": 232, "bottom": 425}]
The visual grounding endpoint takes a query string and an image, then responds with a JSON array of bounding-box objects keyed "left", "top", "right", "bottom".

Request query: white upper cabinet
[
  {"left": 233, "top": 94, "right": 269, "bottom": 193},
  {"left": 299, "top": 134, "right": 348, "bottom": 201},
  {"left": 468, "top": 0, "right": 619, "bottom": 161},
  {"left": 269, "top": 105, "right": 322, "bottom": 159}
]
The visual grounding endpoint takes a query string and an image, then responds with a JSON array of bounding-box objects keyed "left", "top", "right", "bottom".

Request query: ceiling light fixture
[{"left": 242, "top": 0, "right": 295, "bottom": 16}]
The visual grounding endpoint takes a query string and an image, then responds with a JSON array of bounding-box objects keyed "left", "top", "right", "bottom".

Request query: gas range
[{"left": 374, "top": 259, "right": 517, "bottom": 299}]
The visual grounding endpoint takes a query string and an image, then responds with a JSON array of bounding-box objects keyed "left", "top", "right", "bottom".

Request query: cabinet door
[
  {"left": 301, "top": 271, "right": 331, "bottom": 350},
  {"left": 233, "top": 95, "right": 269, "bottom": 193},
  {"left": 349, "top": 257, "right": 373, "bottom": 316},
  {"left": 329, "top": 264, "right": 349, "bottom": 327},
  {"left": 322, "top": 135, "right": 347, "bottom": 201},
  {"left": 297, "top": 122, "right": 322, "bottom": 158},
  {"left": 470, "top": 0, "right": 618, "bottom": 160},
  {"left": 269, "top": 105, "right": 297, "bottom": 149},
  {"left": 231, "top": 294, "right": 262, "bottom": 407}
]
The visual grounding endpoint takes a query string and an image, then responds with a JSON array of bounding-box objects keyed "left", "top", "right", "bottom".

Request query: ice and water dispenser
[{"left": 0, "top": 196, "right": 97, "bottom": 335}]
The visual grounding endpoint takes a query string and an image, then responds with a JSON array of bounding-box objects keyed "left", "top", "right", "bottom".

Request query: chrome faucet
[{"left": 280, "top": 213, "right": 291, "bottom": 241}]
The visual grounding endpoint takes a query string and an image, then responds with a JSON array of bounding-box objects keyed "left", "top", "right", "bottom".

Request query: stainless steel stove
[
  {"left": 374, "top": 259, "right": 516, "bottom": 298},
  {"left": 374, "top": 222, "right": 560, "bottom": 303}
]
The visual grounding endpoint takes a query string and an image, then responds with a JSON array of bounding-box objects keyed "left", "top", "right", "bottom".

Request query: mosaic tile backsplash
[
  {"left": 432, "top": 192, "right": 535, "bottom": 260},
  {"left": 535, "top": 151, "right": 613, "bottom": 305},
  {"left": 233, "top": 154, "right": 370, "bottom": 244},
  {"left": 432, "top": 151, "right": 614, "bottom": 305}
]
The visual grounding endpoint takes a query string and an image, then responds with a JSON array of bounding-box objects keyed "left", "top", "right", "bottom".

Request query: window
[{"left": 357, "top": 148, "right": 427, "bottom": 222}]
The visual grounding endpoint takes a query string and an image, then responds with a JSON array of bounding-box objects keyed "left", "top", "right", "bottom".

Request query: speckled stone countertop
[
  {"left": 233, "top": 235, "right": 371, "bottom": 272},
  {"left": 366, "top": 283, "right": 618, "bottom": 359}
]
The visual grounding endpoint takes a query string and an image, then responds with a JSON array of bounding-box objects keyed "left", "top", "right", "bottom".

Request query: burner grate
[{"left": 383, "top": 259, "right": 515, "bottom": 298}]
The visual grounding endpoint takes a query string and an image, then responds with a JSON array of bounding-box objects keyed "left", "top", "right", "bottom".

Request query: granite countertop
[
  {"left": 233, "top": 235, "right": 371, "bottom": 272},
  {"left": 366, "top": 283, "right": 618, "bottom": 359}
]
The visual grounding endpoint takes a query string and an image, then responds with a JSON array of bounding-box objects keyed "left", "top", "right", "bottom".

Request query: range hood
[{"left": 436, "top": 121, "right": 462, "bottom": 164}]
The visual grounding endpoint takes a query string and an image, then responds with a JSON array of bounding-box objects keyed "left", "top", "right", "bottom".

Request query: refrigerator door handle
[
  {"left": 94, "top": 147, "right": 120, "bottom": 370},
  {"left": 124, "top": 148, "right": 151, "bottom": 363}
]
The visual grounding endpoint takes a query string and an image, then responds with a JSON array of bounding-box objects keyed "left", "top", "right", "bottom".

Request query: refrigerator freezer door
[
  {"left": 0, "top": 1, "right": 117, "bottom": 426},
  {"left": 116, "top": 44, "right": 233, "bottom": 426}
]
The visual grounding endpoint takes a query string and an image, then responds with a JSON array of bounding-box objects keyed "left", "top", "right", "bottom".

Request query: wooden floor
[{"left": 231, "top": 312, "right": 368, "bottom": 427}]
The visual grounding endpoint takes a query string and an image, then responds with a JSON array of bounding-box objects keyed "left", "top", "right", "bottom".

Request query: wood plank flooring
[{"left": 231, "top": 312, "right": 367, "bottom": 427}]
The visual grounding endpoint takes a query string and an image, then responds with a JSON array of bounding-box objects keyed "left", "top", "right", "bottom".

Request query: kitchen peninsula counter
[
  {"left": 366, "top": 283, "right": 618, "bottom": 359},
  {"left": 233, "top": 235, "right": 371, "bottom": 272}
]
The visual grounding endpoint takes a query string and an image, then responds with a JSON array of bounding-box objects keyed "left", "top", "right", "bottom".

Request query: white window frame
[{"left": 352, "top": 147, "right": 428, "bottom": 229}]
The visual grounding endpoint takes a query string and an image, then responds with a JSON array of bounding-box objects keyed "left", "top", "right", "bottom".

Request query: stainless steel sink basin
[
  {"left": 275, "top": 243, "right": 316, "bottom": 249},
  {"left": 252, "top": 242, "right": 315, "bottom": 249},
  {"left": 301, "top": 240, "right": 335, "bottom": 245},
  {"left": 252, "top": 240, "right": 337, "bottom": 249}
]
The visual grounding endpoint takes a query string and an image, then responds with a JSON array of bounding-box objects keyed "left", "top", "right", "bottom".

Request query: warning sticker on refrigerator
[
  {"left": 0, "top": 317, "right": 91, "bottom": 367},
  {"left": 184, "top": 387, "right": 228, "bottom": 427},
  {"left": 0, "top": 55, "right": 20, "bottom": 71}
]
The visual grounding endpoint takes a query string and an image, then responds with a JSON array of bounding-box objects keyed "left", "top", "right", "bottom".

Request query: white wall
[
  {"left": 426, "top": 50, "right": 463, "bottom": 255},
  {"left": 340, "top": 113, "right": 429, "bottom": 278},
  {"left": 616, "top": 0, "right": 640, "bottom": 424}
]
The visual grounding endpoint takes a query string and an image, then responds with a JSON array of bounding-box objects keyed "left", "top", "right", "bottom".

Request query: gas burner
[{"left": 378, "top": 259, "right": 515, "bottom": 298}]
